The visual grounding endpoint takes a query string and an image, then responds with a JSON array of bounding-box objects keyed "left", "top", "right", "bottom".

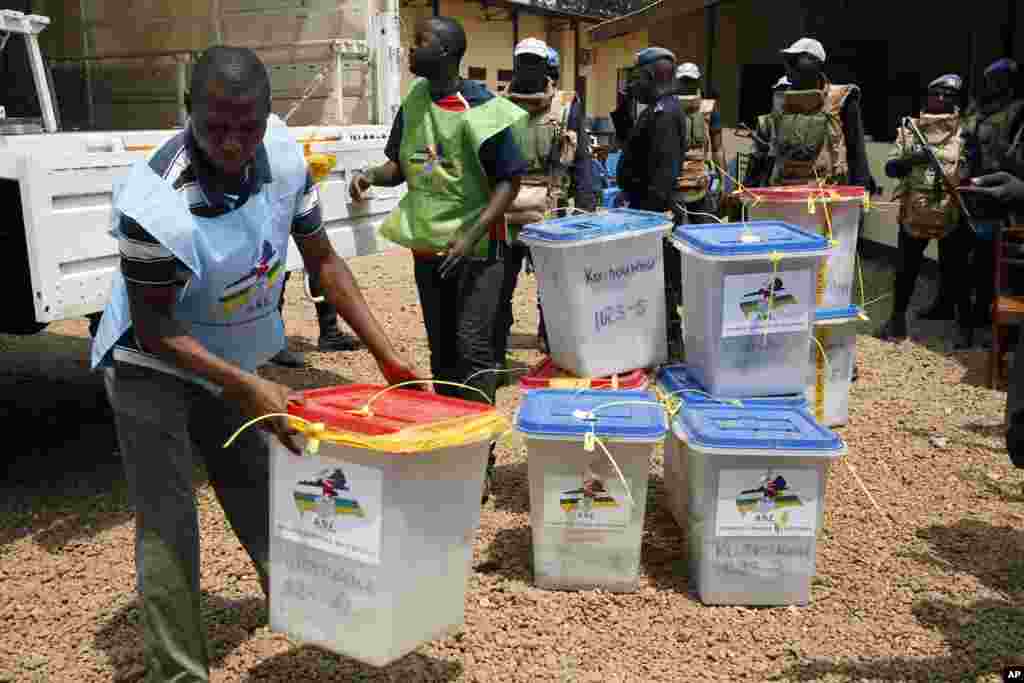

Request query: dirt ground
[{"left": 2, "top": 248, "right": 1024, "bottom": 683}]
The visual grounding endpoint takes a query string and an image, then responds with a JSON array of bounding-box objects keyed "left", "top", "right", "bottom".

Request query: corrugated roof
[{"left": 588, "top": 0, "right": 712, "bottom": 42}]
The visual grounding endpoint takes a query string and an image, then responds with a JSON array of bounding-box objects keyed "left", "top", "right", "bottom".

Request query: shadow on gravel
[
  {"left": 914, "top": 519, "right": 1024, "bottom": 596},
  {"left": 0, "top": 333, "right": 128, "bottom": 552},
  {"left": 95, "top": 591, "right": 267, "bottom": 682},
  {"left": 243, "top": 647, "right": 463, "bottom": 682},
  {"left": 777, "top": 598, "right": 1024, "bottom": 682}
]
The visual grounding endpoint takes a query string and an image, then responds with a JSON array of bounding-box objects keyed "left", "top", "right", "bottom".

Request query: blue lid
[
  {"left": 672, "top": 220, "right": 829, "bottom": 257},
  {"left": 814, "top": 304, "right": 864, "bottom": 323},
  {"left": 656, "top": 365, "right": 807, "bottom": 408},
  {"left": 675, "top": 405, "right": 843, "bottom": 452},
  {"left": 520, "top": 208, "right": 669, "bottom": 243},
  {"left": 516, "top": 389, "right": 667, "bottom": 440}
]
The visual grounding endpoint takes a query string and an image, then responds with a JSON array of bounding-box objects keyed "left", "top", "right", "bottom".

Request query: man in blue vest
[{"left": 90, "top": 46, "right": 421, "bottom": 681}]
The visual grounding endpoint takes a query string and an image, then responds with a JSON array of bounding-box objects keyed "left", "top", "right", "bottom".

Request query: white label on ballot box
[
  {"left": 715, "top": 468, "right": 818, "bottom": 537},
  {"left": 273, "top": 448, "right": 383, "bottom": 565},
  {"left": 545, "top": 473, "right": 631, "bottom": 531},
  {"left": 721, "top": 270, "right": 811, "bottom": 338}
]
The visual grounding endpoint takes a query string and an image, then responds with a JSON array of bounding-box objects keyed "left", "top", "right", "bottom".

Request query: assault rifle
[{"left": 903, "top": 116, "right": 978, "bottom": 236}]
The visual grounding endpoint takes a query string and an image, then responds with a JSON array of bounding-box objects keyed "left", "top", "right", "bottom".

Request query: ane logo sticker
[
  {"left": 273, "top": 450, "right": 383, "bottom": 566},
  {"left": 716, "top": 469, "right": 819, "bottom": 537},
  {"left": 294, "top": 468, "right": 366, "bottom": 525}
]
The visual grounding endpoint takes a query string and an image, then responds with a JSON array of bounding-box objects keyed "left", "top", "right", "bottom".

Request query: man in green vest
[
  {"left": 494, "top": 38, "right": 595, "bottom": 376},
  {"left": 349, "top": 16, "right": 527, "bottom": 503}
]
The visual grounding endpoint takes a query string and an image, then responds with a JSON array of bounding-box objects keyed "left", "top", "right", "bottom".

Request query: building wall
[{"left": 587, "top": 29, "right": 647, "bottom": 120}]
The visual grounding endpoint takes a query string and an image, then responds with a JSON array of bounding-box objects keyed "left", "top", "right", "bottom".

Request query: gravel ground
[{"left": 2, "top": 248, "right": 1024, "bottom": 683}]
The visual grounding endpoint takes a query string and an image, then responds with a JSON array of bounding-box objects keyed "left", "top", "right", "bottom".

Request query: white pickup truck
[{"left": 0, "top": 8, "right": 405, "bottom": 336}]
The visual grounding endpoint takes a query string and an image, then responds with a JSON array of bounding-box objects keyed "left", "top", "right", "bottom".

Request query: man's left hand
[{"left": 968, "top": 171, "right": 1024, "bottom": 204}]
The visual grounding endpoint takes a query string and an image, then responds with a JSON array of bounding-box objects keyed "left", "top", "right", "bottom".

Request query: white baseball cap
[
  {"left": 781, "top": 37, "right": 826, "bottom": 63},
  {"left": 514, "top": 37, "right": 548, "bottom": 59},
  {"left": 676, "top": 62, "right": 701, "bottom": 80}
]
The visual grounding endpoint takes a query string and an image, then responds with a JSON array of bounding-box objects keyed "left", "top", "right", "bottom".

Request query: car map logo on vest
[{"left": 219, "top": 240, "right": 283, "bottom": 315}]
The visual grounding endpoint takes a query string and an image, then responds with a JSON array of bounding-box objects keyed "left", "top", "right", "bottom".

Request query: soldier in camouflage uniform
[
  {"left": 673, "top": 62, "right": 727, "bottom": 223},
  {"left": 877, "top": 74, "right": 972, "bottom": 345},
  {"left": 960, "top": 58, "right": 1024, "bottom": 342},
  {"left": 743, "top": 75, "right": 790, "bottom": 189}
]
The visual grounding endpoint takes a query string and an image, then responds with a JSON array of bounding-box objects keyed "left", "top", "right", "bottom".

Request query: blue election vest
[{"left": 91, "top": 115, "right": 307, "bottom": 375}]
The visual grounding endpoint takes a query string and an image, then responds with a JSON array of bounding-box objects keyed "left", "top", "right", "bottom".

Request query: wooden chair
[{"left": 988, "top": 224, "right": 1024, "bottom": 388}]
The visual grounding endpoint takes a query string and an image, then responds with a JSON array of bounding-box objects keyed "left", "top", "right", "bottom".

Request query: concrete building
[{"left": 585, "top": 0, "right": 1022, "bottom": 256}]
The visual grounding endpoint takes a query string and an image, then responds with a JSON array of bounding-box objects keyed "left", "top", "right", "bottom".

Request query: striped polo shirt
[{"left": 117, "top": 125, "right": 323, "bottom": 286}]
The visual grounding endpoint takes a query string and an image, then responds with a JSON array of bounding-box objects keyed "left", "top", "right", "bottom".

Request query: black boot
[
  {"left": 317, "top": 302, "right": 365, "bottom": 352},
  {"left": 877, "top": 313, "right": 908, "bottom": 342}
]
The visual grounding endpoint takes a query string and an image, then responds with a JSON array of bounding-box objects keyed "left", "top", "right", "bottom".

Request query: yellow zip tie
[
  {"left": 351, "top": 380, "right": 493, "bottom": 418},
  {"left": 592, "top": 433, "right": 637, "bottom": 509},
  {"left": 843, "top": 457, "right": 894, "bottom": 529},
  {"left": 811, "top": 331, "right": 830, "bottom": 424},
  {"left": 463, "top": 367, "right": 531, "bottom": 385},
  {"left": 665, "top": 388, "right": 744, "bottom": 408},
  {"left": 223, "top": 413, "right": 326, "bottom": 454}
]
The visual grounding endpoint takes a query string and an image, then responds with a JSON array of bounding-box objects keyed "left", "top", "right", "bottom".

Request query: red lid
[
  {"left": 747, "top": 185, "right": 865, "bottom": 202},
  {"left": 288, "top": 384, "right": 493, "bottom": 436},
  {"left": 518, "top": 357, "right": 648, "bottom": 390}
]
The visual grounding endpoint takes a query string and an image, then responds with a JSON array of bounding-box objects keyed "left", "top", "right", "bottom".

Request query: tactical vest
[
  {"left": 894, "top": 112, "right": 963, "bottom": 240},
  {"left": 769, "top": 82, "right": 858, "bottom": 186},
  {"left": 972, "top": 99, "right": 1024, "bottom": 175},
  {"left": 962, "top": 99, "right": 1024, "bottom": 221},
  {"left": 504, "top": 85, "right": 578, "bottom": 226},
  {"left": 676, "top": 94, "right": 718, "bottom": 200}
]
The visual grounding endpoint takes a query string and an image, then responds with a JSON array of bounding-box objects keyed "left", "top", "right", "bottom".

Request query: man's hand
[
  {"left": 967, "top": 171, "right": 1024, "bottom": 204},
  {"left": 223, "top": 374, "right": 305, "bottom": 454},
  {"left": 349, "top": 172, "right": 373, "bottom": 202},
  {"left": 377, "top": 355, "right": 428, "bottom": 390},
  {"left": 439, "top": 233, "right": 473, "bottom": 280}
]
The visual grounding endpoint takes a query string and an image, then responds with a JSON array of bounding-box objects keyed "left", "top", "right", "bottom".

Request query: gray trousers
[{"left": 104, "top": 363, "right": 272, "bottom": 683}]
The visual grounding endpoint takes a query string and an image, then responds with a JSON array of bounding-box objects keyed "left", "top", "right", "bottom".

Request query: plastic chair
[
  {"left": 988, "top": 224, "right": 1024, "bottom": 388},
  {"left": 605, "top": 151, "right": 622, "bottom": 183}
]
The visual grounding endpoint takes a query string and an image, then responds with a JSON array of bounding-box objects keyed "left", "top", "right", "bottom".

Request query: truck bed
[{"left": 0, "top": 124, "right": 402, "bottom": 325}]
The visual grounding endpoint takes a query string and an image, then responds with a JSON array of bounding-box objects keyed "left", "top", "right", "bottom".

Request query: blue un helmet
[{"left": 546, "top": 47, "right": 560, "bottom": 81}]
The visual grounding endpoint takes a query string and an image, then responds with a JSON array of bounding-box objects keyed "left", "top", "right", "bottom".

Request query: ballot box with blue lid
[
  {"left": 515, "top": 389, "right": 667, "bottom": 592},
  {"left": 671, "top": 220, "right": 831, "bottom": 397},
  {"left": 520, "top": 208, "right": 671, "bottom": 378},
  {"left": 654, "top": 364, "right": 807, "bottom": 530},
  {"left": 807, "top": 304, "right": 865, "bottom": 427},
  {"left": 672, "top": 403, "right": 846, "bottom": 606}
]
